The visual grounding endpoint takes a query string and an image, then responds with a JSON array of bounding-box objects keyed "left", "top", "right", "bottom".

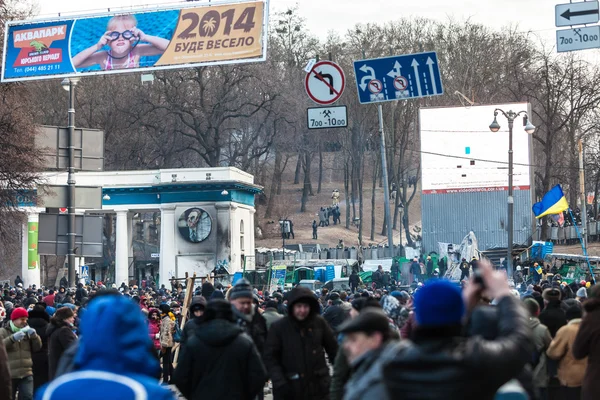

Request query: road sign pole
[{"left": 377, "top": 104, "right": 394, "bottom": 255}]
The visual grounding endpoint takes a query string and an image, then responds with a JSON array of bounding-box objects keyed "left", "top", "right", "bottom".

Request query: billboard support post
[
  {"left": 64, "top": 77, "right": 79, "bottom": 287},
  {"left": 378, "top": 104, "right": 394, "bottom": 255}
]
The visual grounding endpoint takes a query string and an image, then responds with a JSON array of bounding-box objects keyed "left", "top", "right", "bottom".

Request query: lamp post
[
  {"left": 489, "top": 109, "right": 535, "bottom": 277},
  {"left": 61, "top": 77, "right": 80, "bottom": 287}
]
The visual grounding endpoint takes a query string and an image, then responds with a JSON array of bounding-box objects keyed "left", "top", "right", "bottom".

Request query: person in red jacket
[
  {"left": 147, "top": 308, "right": 161, "bottom": 353},
  {"left": 43, "top": 290, "right": 55, "bottom": 307}
]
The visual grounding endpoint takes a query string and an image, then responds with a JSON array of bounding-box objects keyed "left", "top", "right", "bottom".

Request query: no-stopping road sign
[{"left": 305, "top": 61, "right": 345, "bottom": 105}]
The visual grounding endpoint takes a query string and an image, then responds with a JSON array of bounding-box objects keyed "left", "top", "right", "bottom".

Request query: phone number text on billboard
[{"left": 2, "top": 0, "right": 268, "bottom": 82}]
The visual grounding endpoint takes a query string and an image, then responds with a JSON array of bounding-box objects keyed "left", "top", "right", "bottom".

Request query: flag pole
[{"left": 568, "top": 208, "right": 596, "bottom": 284}]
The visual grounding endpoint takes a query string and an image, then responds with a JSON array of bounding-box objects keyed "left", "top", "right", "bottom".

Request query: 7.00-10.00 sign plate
[{"left": 307, "top": 106, "right": 348, "bottom": 129}]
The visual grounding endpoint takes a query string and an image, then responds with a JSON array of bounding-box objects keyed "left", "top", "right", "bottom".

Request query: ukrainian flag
[{"left": 532, "top": 185, "right": 569, "bottom": 219}]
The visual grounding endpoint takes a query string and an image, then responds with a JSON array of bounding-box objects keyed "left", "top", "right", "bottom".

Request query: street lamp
[
  {"left": 62, "top": 77, "right": 80, "bottom": 287},
  {"left": 489, "top": 109, "right": 535, "bottom": 278}
]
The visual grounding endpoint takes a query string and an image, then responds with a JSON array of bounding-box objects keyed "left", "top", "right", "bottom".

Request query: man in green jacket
[{"left": 0, "top": 307, "right": 42, "bottom": 400}]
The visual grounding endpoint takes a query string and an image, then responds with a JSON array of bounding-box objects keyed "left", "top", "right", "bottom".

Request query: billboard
[
  {"left": 419, "top": 103, "right": 535, "bottom": 252},
  {"left": 2, "top": 0, "right": 268, "bottom": 82},
  {"left": 420, "top": 103, "right": 531, "bottom": 194}
]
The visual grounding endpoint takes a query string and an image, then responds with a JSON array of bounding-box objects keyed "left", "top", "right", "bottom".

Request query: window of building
[{"left": 240, "top": 220, "right": 245, "bottom": 251}]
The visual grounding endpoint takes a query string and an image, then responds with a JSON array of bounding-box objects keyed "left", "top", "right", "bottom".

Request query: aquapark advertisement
[{"left": 2, "top": 0, "right": 268, "bottom": 82}]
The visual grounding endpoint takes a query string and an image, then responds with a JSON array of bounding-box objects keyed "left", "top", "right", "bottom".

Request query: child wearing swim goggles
[{"left": 72, "top": 15, "right": 170, "bottom": 70}]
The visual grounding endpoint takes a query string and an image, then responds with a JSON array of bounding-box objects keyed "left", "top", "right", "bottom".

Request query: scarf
[
  {"left": 9, "top": 320, "right": 23, "bottom": 333},
  {"left": 161, "top": 312, "right": 175, "bottom": 321}
]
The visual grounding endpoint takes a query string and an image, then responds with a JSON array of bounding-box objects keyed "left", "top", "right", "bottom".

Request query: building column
[
  {"left": 115, "top": 210, "right": 129, "bottom": 286},
  {"left": 159, "top": 205, "right": 176, "bottom": 288},
  {"left": 215, "top": 202, "right": 233, "bottom": 274},
  {"left": 127, "top": 212, "right": 134, "bottom": 283},
  {"left": 249, "top": 208, "right": 256, "bottom": 263},
  {"left": 21, "top": 212, "right": 40, "bottom": 288}
]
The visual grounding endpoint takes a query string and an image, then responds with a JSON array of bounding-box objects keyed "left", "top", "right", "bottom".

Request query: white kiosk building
[{"left": 22, "top": 167, "right": 260, "bottom": 288}]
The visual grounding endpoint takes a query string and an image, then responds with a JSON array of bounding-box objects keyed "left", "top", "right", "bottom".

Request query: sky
[{"left": 36, "top": 0, "right": 559, "bottom": 45}]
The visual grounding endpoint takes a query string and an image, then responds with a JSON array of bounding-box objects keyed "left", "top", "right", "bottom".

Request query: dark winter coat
[
  {"left": 372, "top": 270, "right": 383, "bottom": 287},
  {"left": 348, "top": 273, "right": 359, "bottom": 288},
  {"left": 573, "top": 297, "right": 600, "bottom": 400},
  {"left": 0, "top": 337, "right": 11, "bottom": 400},
  {"left": 173, "top": 319, "right": 267, "bottom": 400},
  {"left": 323, "top": 302, "right": 349, "bottom": 332},
  {"left": 382, "top": 295, "right": 532, "bottom": 400},
  {"left": 264, "top": 287, "right": 338, "bottom": 400},
  {"left": 539, "top": 300, "right": 567, "bottom": 338},
  {"left": 410, "top": 262, "right": 421, "bottom": 275},
  {"left": 233, "top": 306, "right": 268, "bottom": 356},
  {"left": 47, "top": 319, "right": 77, "bottom": 379},
  {"left": 28, "top": 307, "right": 50, "bottom": 391}
]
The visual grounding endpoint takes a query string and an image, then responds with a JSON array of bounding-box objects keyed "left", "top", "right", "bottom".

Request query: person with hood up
[
  {"left": 349, "top": 270, "right": 360, "bottom": 294},
  {"left": 1, "top": 306, "right": 42, "bottom": 400},
  {"left": 47, "top": 307, "right": 77, "bottom": 380},
  {"left": 382, "top": 260, "right": 532, "bottom": 399},
  {"left": 539, "top": 288, "right": 567, "bottom": 338},
  {"left": 159, "top": 303, "right": 175, "bottom": 384},
  {"left": 179, "top": 296, "right": 207, "bottom": 349},
  {"left": 28, "top": 304, "right": 50, "bottom": 392},
  {"left": 264, "top": 286, "right": 338, "bottom": 400},
  {"left": 459, "top": 258, "right": 470, "bottom": 281},
  {"left": 547, "top": 305, "right": 587, "bottom": 400},
  {"left": 35, "top": 293, "right": 174, "bottom": 400},
  {"left": 147, "top": 308, "right": 161, "bottom": 353},
  {"left": 173, "top": 299, "right": 267, "bottom": 400},
  {"left": 573, "top": 284, "right": 600, "bottom": 400},
  {"left": 54, "top": 288, "right": 66, "bottom": 306},
  {"left": 229, "top": 279, "right": 268, "bottom": 356}
]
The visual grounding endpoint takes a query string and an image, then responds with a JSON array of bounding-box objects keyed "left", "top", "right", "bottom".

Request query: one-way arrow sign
[{"left": 556, "top": 1, "right": 599, "bottom": 27}]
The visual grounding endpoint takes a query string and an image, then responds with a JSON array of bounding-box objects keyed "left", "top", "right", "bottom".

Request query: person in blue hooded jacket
[{"left": 34, "top": 292, "right": 175, "bottom": 400}]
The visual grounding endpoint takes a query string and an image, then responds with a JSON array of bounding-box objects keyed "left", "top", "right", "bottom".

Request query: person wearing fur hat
[
  {"left": 229, "top": 279, "right": 267, "bottom": 356},
  {"left": 539, "top": 288, "right": 567, "bottom": 338},
  {"left": 264, "top": 286, "right": 338, "bottom": 400},
  {"left": 573, "top": 284, "right": 600, "bottom": 400},
  {"left": 47, "top": 307, "right": 77, "bottom": 380},
  {"left": 383, "top": 260, "right": 531, "bottom": 399},
  {"left": 28, "top": 304, "right": 50, "bottom": 392},
  {"left": 0, "top": 306, "right": 42, "bottom": 400}
]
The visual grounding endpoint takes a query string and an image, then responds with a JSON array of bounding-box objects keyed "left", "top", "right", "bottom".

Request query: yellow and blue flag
[{"left": 532, "top": 184, "right": 569, "bottom": 219}]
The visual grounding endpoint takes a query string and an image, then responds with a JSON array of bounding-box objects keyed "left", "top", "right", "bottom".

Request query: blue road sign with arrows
[{"left": 353, "top": 51, "right": 443, "bottom": 104}]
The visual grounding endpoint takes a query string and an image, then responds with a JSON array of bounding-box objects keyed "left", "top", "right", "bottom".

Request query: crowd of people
[{"left": 0, "top": 259, "right": 599, "bottom": 400}]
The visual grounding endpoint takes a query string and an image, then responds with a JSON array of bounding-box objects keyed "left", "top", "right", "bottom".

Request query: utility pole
[
  {"left": 64, "top": 78, "right": 80, "bottom": 287},
  {"left": 579, "top": 139, "right": 588, "bottom": 248},
  {"left": 378, "top": 105, "right": 394, "bottom": 256}
]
